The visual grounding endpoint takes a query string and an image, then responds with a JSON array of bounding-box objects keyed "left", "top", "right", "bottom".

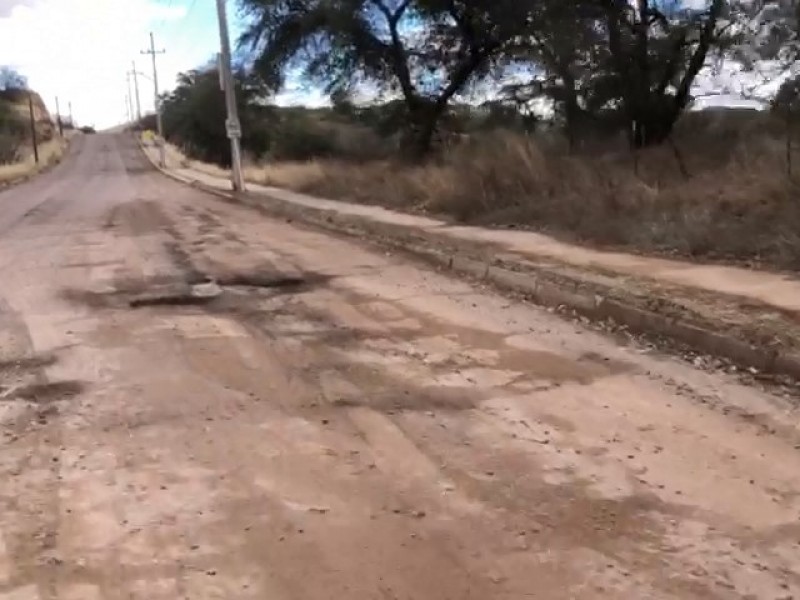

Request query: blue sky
[
  {"left": 0, "top": 0, "right": 758, "bottom": 127},
  {"left": 0, "top": 0, "right": 325, "bottom": 128}
]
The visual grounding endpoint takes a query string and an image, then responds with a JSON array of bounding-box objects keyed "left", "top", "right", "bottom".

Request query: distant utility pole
[
  {"left": 130, "top": 60, "right": 142, "bottom": 122},
  {"left": 55, "top": 96, "right": 63, "bottom": 137},
  {"left": 141, "top": 32, "right": 166, "bottom": 167},
  {"left": 28, "top": 93, "right": 39, "bottom": 164},
  {"left": 215, "top": 0, "right": 245, "bottom": 192},
  {"left": 124, "top": 94, "right": 131, "bottom": 124},
  {"left": 126, "top": 73, "right": 134, "bottom": 123},
  {"left": 69, "top": 101, "right": 74, "bottom": 128}
]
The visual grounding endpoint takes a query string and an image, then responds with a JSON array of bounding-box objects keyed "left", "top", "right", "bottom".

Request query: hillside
[
  {"left": 0, "top": 88, "right": 54, "bottom": 139},
  {"left": 0, "top": 89, "right": 55, "bottom": 164}
]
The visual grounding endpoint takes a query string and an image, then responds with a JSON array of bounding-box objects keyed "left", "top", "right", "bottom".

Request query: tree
[
  {"left": 238, "top": 0, "right": 536, "bottom": 157},
  {"left": 501, "top": 0, "right": 732, "bottom": 149},
  {"left": 604, "top": 0, "right": 728, "bottom": 147},
  {"left": 0, "top": 66, "right": 27, "bottom": 91},
  {"left": 0, "top": 68, "right": 27, "bottom": 163},
  {"left": 500, "top": 1, "right": 620, "bottom": 149},
  {"left": 161, "top": 66, "right": 274, "bottom": 165}
]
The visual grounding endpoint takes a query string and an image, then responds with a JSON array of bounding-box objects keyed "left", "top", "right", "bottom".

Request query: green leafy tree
[
  {"left": 238, "top": 0, "right": 537, "bottom": 157},
  {"left": 161, "top": 66, "right": 274, "bottom": 165},
  {"left": 0, "top": 66, "right": 27, "bottom": 91},
  {"left": 501, "top": 0, "right": 731, "bottom": 149}
]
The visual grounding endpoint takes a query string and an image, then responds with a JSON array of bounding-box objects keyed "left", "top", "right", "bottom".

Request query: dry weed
[
  {"left": 0, "top": 137, "right": 68, "bottom": 185},
  {"left": 161, "top": 128, "right": 800, "bottom": 268}
]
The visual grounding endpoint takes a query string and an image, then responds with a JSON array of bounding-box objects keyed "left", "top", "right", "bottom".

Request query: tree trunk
[{"left": 399, "top": 101, "right": 445, "bottom": 160}]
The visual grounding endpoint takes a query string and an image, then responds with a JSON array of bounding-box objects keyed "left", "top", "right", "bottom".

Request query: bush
[
  {"left": 0, "top": 99, "right": 25, "bottom": 163},
  {"left": 248, "top": 119, "right": 800, "bottom": 269},
  {"left": 0, "top": 132, "right": 22, "bottom": 163},
  {"left": 269, "top": 117, "right": 338, "bottom": 161}
]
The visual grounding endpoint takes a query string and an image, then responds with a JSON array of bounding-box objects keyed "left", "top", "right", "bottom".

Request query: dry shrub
[
  {"left": 225, "top": 126, "right": 800, "bottom": 269},
  {"left": 246, "top": 161, "right": 327, "bottom": 190},
  {"left": 0, "top": 137, "right": 67, "bottom": 185}
]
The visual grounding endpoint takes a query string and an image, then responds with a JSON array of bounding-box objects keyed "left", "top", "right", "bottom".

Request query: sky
[
  {"left": 0, "top": 0, "right": 291, "bottom": 128},
  {"left": 0, "top": 0, "right": 780, "bottom": 127}
]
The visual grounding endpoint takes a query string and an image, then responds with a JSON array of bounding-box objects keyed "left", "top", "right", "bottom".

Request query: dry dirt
[{"left": 0, "top": 134, "right": 799, "bottom": 599}]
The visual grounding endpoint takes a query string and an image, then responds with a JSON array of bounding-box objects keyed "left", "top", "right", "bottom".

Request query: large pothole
[
  {"left": 216, "top": 274, "right": 307, "bottom": 289},
  {"left": 65, "top": 269, "right": 326, "bottom": 311},
  {"left": 128, "top": 281, "right": 223, "bottom": 308}
]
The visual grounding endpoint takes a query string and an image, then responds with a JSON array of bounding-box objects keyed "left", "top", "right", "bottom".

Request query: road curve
[{"left": 0, "top": 133, "right": 799, "bottom": 599}]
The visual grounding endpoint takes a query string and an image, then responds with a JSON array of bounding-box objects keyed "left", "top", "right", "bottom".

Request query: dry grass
[
  {"left": 160, "top": 141, "right": 231, "bottom": 179},
  {"left": 245, "top": 130, "right": 800, "bottom": 269},
  {"left": 154, "top": 125, "right": 800, "bottom": 269},
  {"left": 0, "top": 137, "right": 69, "bottom": 185}
]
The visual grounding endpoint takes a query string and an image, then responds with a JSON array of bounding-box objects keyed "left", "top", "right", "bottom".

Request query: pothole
[
  {"left": 128, "top": 281, "right": 223, "bottom": 308},
  {"left": 2, "top": 381, "right": 85, "bottom": 404},
  {"left": 65, "top": 271, "right": 325, "bottom": 311},
  {"left": 216, "top": 274, "right": 307, "bottom": 289},
  {"left": 0, "top": 354, "right": 57, "bottom": 374}
]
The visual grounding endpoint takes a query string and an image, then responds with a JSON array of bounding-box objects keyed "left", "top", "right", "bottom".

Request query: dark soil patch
[
  {"left": 217, "top": 274, "right": 306, "bottom": 289},
  {"left": 128, "top": 290, "right": 218, "bottom": 308},
  {"left": 330, "top": 386, "right": 480, "bottom": 413},
  {"left": 60, "top": 288, "right": 124, "bottom": 309},
  {"left": 0, "top": 354, "right": 57, "bottom": 373},
  {"left": 7, "top": 380, "right": 85, "bottom": 404}
]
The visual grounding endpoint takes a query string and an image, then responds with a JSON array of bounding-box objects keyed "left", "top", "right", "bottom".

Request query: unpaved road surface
[{"left": 1, "top": 134, "right": 800, "bottom": 599}]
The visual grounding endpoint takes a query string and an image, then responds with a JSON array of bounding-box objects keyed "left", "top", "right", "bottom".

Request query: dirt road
[{"left": 0, "top": 134, "right": 799, "bottom": 599}]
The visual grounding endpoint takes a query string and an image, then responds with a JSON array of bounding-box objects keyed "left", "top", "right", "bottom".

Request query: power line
[
  {"left": 162, "top": 0, "right": 201, "bottom": 52},
  {"left": 154, "top": 0, "right": 177, "bottom": 32}
]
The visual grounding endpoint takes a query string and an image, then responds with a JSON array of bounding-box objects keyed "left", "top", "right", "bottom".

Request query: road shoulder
[{"left": 138, "top": 140, "right": 800, "bottom": 384}]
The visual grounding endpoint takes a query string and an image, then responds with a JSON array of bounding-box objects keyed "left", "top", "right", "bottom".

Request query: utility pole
[
  {"left": 69, "top": 101, "right": 73, "bottom": 128},
  {"left": 142, "top": 32, "right": 166, "bottom": 167},
  {"left": 124, "top": 94, "right": 131, "bottom": 124},
  {"left": 28, "top": 93, "right": 39, "bottom": 164},
  {"left": 215, "top": 0, "right": 245, "bottom": 192},
  {"left": 130, "top": 60, "right": 142, "bottom": 122},
  {"left": 126, "top": 73, "right": 134, "bottom": 124},
  {"left": 55, "top": 96, "right": 63, "bottom": 137},
  {"left": 125, "top": 94, "right": 132, "bottom": 124}
]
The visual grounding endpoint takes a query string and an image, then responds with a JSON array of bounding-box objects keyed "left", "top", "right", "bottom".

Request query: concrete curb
[{"left": 138, "top": 141, "right": 800, "bottom": 381}]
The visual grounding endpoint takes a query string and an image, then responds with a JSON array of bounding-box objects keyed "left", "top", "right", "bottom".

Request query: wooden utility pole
[
  {"left": 55, "top": 96, "right": 63, "bottom": 137},
  {"left": 130, "top": 61, "right": 142, "bottom": 122},
  {"left": 215, "top": 0, "right": 244, "bottom": 191},
  {"left": 141, "top": 32, "right": 166, "bottom": 166},
  {"left": 126, "top": 72, "right": 134, "bottom": 124},
  {"left": 28, "top": 93, "right": 39, "bottom": 164}
]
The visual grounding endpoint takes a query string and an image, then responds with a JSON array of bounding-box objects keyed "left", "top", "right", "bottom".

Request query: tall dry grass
[
  {"left": 156, "top": 122, "right": 800, "bottom": 269},
  {"left": 0, "top": 137, "right": 69, "bottom": 185},
  {"left": 246, "top": 130, "right": 800, "bottom": 268}
]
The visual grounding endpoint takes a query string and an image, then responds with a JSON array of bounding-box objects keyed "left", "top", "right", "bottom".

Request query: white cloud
[
  {"left": 0, "top": 0, "right": 214, "bottom": 128},
  {"left": 0, "top": 0, "right": 37, "bottom": 18}
]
